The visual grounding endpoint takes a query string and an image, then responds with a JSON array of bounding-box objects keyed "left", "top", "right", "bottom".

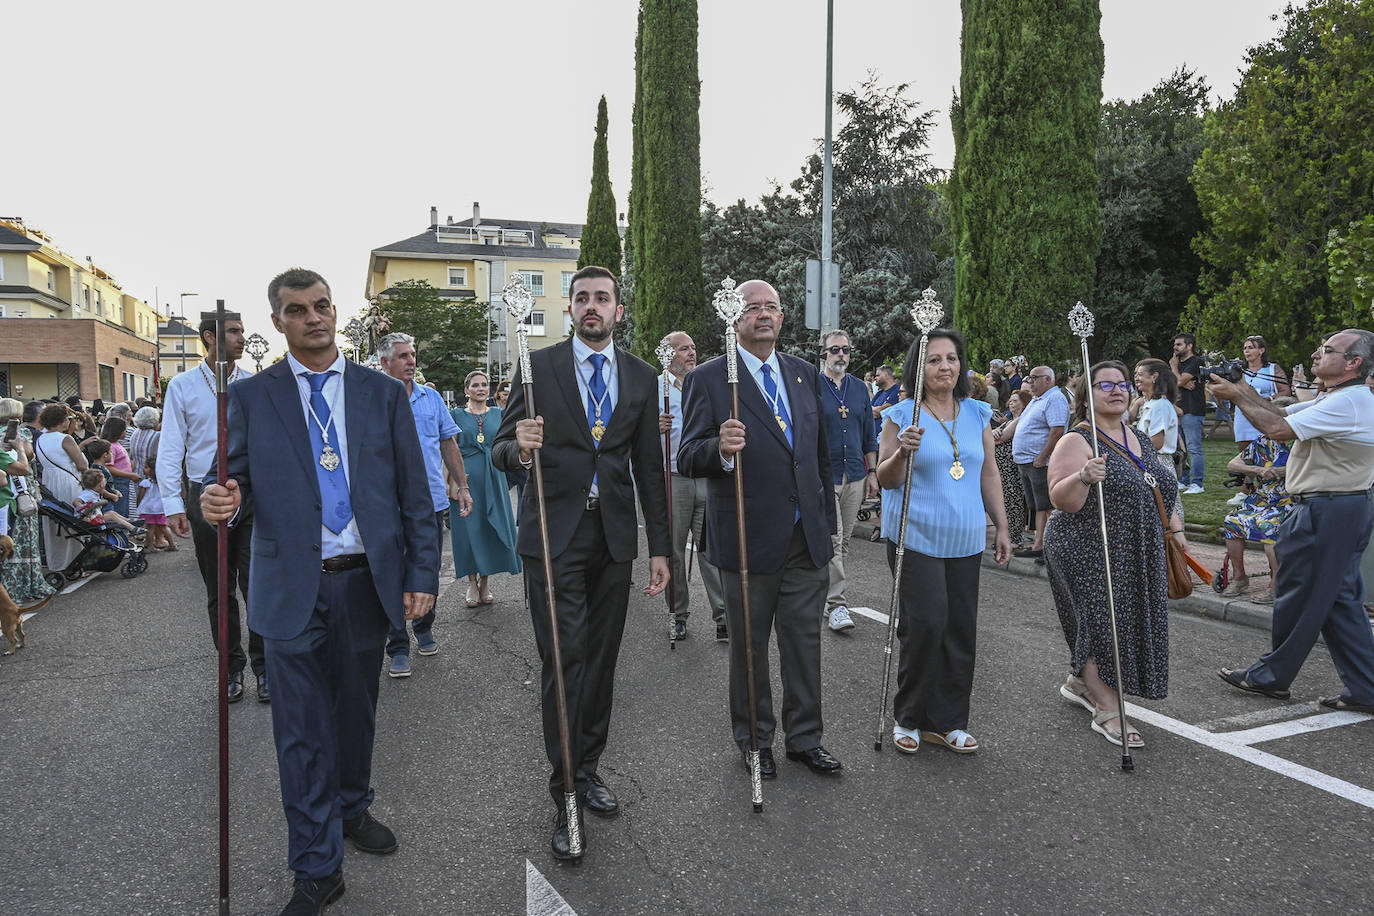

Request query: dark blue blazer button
[{"left": 312, "top": 544, "right": 320, "bottom": 552}]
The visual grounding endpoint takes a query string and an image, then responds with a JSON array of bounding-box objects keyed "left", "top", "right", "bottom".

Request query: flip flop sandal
[
  {"left": 1318, "top": 696, "right": 1374, "bottom": 714},
  {"left": 1091, "top": 710, "right": 1144, "bottom": 748},
  {"left": 892, "top": 725, "right": 920, "bottom": 754},
  {"left": 1059, "top": 676, "right": 1095, "bottom": 713},
  {"left": 1218, "top": 667, "right": 1291, "bottom": 700},
  {"left": 920, "top": 729, "right": 979, "bottom": 754}
]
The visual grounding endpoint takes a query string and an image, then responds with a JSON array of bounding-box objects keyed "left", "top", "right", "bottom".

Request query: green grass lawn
[{"left": 1178, "top": 434, "right": 1248, "bottom": 537}]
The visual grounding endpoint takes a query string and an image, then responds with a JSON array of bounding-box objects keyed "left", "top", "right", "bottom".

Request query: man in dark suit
[
  {"left": 201, "top": 268, "right": 439, "bottom": 915},
  {"left": 491, "top": 264, "right": 670, "bottom": 861},
  {"left": 678, "top": 278, "right": 843, "bottom": 779}
]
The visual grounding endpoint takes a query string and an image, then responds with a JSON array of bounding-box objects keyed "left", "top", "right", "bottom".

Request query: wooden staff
[
  {"left": 1069, "top": 301, "right": 1134, "bottom": 772},
  {"left": 874, "top": 289, "right": 945, "bottom": 751},
  {"left": 213, "top": 299, "right": 231, "bottom": 913},
  {"left": 503, "top": 276, "right": 583, "bottom": 859},
  {"left": 713, "top": 278, "right": 763, "bottom": 813},
  {"left": 655, "top": 341, "right": 678, "bottom": 651}
]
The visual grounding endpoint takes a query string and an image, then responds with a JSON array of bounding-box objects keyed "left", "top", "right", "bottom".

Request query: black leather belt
[
  {"left": 322, "top": 553, "right": 368, "bottom": 573},
  {"left": 1291, "top": 490, "right": 1370, "bottom": 503},
  {"left": 585, "top": 497, "right": 600, "bottom": 511}
]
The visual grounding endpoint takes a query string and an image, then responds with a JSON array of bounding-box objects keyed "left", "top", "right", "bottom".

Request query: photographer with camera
[
  {"left": 1215, "top": 329, "right": 1374, "bottom": 713},
  {"left": 1170, "top": 334, "right": 1208, "bottom": 494}
]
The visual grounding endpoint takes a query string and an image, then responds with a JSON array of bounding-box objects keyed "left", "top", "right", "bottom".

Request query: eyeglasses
[
  {"left": 1317, "top": 346, "right": 1354, "bottom": 358},
  {"left": 1027, "top": 374, "right": 1050, "bottom": 381},
  {"left": 742, "top": 303, "right": 782, "bottom": 315},
  {"left": 1093, "top": 381, "right": 1133, "bottom": 393},
  {"left": 825, "top": 346, "right": 852, "bottom": 355}
]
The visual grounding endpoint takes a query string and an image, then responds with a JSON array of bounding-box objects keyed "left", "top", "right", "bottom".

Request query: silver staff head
[
  {"left": 502, "top": 274, "right": 535, "bottom": 323},
  {"left": 655, "top": 340, "right": 675, "bottom": 371},
  {"left": 712, "top": 276, "right": 746, "bottom": 325},
  {"left": 1068, "top": 301, "right": 1095, "bottom": 339},
  {"left": 910, "top": 287, "right": 944, "bottom": 334}
]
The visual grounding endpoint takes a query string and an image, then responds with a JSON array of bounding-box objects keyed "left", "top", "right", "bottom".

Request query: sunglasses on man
[{"left": 824, "top": 345, "right": 852, "bottom": 355}]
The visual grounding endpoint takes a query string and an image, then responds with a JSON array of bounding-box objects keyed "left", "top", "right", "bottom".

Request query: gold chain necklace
[
  {"left": 921, "top": 399, "right": 964, "bottom": 480},
  {"left": 199, "top": 362, "right": 239, "bottom": 396}
]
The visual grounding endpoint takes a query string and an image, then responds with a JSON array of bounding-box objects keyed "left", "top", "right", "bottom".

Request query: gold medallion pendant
[
  {"left": 592, "top": 421, "right": 606, "bottom": 442},
  {"left": 949, "top": 460, "right": 965, "bottom": 481},
  {"left": 476, "top": 433, "right": 485, "bottom": 443},
  {"left": 320, "top": 446, "right": 341, "bottom": 472},
  {"left": 775, "top": 415, "right": 787, "bottom": 431}
]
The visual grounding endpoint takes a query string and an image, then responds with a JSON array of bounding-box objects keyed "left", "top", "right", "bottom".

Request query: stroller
[{"left": 37, "top": 496, "right": 148, "bottom": 590}]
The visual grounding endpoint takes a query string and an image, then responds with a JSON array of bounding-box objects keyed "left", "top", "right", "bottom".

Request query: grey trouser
[
  {"left": 826, "top": 476, "right": 866, "bottom": 611},
  {"left": 669, "top": 473, "right": 726, "bottom": 624}
]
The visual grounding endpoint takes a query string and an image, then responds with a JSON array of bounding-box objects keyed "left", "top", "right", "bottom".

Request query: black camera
[{"left": 1198, "top": 358, "right": 1246, "bottom": 383}]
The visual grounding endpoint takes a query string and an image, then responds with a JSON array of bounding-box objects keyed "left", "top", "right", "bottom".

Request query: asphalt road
[{"left": 2, "top": 524, "right": 1371, "bottom": 916}]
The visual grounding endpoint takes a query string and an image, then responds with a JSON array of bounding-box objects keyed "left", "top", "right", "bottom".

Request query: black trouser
[
  {"left": 186, "top": 480, "right": 264, "bottom": 677},
  {"left": 887, "top": 543, "right": 981, "bottom": 733},
  {"left": 525, "top": 506, "right": 631, "bottom": 807}
]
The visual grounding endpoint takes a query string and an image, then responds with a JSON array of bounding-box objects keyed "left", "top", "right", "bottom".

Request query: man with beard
[
  {"left": 491, "top": 265, "right": 670, "bottom": 860},
  {"left": 658, "top": 331, "right": 728, "bottom": 640},
  {"left": 817, "top": 329, "right": 877, "bottom": 632}
]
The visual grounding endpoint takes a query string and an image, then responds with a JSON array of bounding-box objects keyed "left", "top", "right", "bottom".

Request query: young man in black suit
[
  {"left": 678, "top": 278, "right": 842, "bottom": 779},
  {"left": 491, "top": 265, "right": 670, "bottom": 860}
]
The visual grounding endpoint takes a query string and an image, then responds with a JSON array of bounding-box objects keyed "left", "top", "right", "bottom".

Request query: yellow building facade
[
  {"left": 0, "top": 218, "right": 163, "bottom": 403},
  {"left": 366, "top": 204, "right": 594, "bottom": 380}
]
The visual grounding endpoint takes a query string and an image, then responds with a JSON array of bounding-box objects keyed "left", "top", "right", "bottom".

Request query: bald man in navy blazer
[
  {"left": 202, "top": 268, "right": 438, "bottom": 915},
  {"left": 678, "top": 278, "right": 843, "bottom": 779}
]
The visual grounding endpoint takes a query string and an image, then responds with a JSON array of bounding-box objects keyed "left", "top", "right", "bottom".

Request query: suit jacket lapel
[
  {"left": 739, "top": 359, "right": 792, "bottom": 452},
  {"left": 779, "top": 356, "right": 811, "bottom": 447},
  {"left": 265, "top": 362, "right": 316, "bottom": 482},
  {"left": 556, "top": 341, "right": 596, "bottom": 448},
  {"left": 343, "top": 361, "right": 372, "bottom": 479}
]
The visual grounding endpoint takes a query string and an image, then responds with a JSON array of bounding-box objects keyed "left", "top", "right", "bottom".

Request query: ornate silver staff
[
  {"left": 874, "top": 288, "right": 944, "bottom": 751},
  {"left": 655, "top": 340, "right": 679, "bottom": 652},
  {"left": 503, "top": 274, "right": 584, "bottom": 859},
  {"left": 212, "top": 300, "right": 232, "bottom": 914},
  {"left": 714, "top": 277, "right": 763, "bottom": 813},
  {"left": 1070, "top": 301, "right": 1134, "bottom": 772}
]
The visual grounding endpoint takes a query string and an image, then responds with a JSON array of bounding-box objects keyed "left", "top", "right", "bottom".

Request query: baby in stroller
[{"left": 74, "top": 468, "right": 139, "bottom": 532}]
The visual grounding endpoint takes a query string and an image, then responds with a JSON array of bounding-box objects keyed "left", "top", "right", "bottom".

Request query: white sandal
[
  {"left": 919, "top": 729, "right": 980, "bottom": 754},
  {"left": 1059, "top": 675, "right": 1095, "bottom": 713},
  {"left": 1091, "top": 709, "right": 1144, "bottom": 748},
  {"left": 892, "top": 725, "right": 920, "bottom": 754}
]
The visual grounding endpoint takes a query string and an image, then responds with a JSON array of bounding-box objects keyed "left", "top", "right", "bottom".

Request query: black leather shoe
[
  {"left": 786, "top": 745, "right": 843, "bottom": 774},
  {"left": 583, "top": 773, "right": 618, "bottom": 817},
  {"left": 673, "top": 620, "right": 687, "bottom": 640},
  {"left": 715, "top": 623, "right": 729, "bottom": 642},
  {"left": 742, "top": 747, "right": 777, "bottom": 779},
  {"left": 342, "top": 811, "right": 398, "bottom": 855},
  {"left": 226, "top": 671, "right": 244, "bottom": 704},
  {"left": 281, "top": 870, "right": 344, "bottom": 915},
  {"left": 257, "top": 673, "right": 270, "bottom": 703},
  {"left": 551, "top": 805, "right": 587, "bottom": 862}
]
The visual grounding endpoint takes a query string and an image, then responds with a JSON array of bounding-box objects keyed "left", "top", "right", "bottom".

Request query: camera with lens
[{"left": 1198, "top": 357, "right": 1246, "bottom": 383}]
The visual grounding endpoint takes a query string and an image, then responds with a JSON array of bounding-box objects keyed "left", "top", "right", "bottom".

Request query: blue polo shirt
[
  {"left": 871, "top": 383, "right": 901, "bottom": 441},
  {"left": 407, "top": 383, "right": 461, "bottom": 512},
  {"left": 821, "top": 372, "right": 878, "bottom": 484}
]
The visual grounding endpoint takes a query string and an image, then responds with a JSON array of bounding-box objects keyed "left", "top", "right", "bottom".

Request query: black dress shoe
[
  {"left": 342, "top": 811, "right": 398, "bottom": 855},
  {"left": 551, "top": 805, "right": 587, "bottom": 862},
  {"left": 786, "top": 745, "right": 843, "bottom": 774},
  {"left": 281, "top": 870, "right": 344, "bottom": 915},
  {"left": 742, "top": 747, "right": 777, "bottom": 779},
  {"left": 673, "top": 620, "right": 687, "bottom": 640},
  {"left": 257, "top": 673, "right": 270, "bottom": 703},
  {"left": 583, "top": 773, "right": 619, "bottom": 817},
  {"left": 715, "top": 623, "right": 729, "bottom": 642},
  {"left": 226, "top": 671, "right": 244, "bottom": 704}
]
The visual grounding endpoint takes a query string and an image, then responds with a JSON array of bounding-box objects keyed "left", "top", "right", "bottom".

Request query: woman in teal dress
[{"left": 450, "top": 370, "right": 522, "bottom": 605}]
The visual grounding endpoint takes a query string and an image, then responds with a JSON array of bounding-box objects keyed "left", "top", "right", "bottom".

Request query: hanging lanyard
[{"left": 1094, "top": 421, "right": 1157, "bottom": 487}]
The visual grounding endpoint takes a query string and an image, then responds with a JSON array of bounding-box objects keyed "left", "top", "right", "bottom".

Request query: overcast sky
[{"left": 4, "top": 0, "right": 1289, "bottom": 357}]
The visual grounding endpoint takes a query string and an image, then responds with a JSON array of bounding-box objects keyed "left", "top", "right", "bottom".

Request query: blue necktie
[
  {"left": 305, "top": 371, "right": 353, "bottom": 534},
  {"left": 760, "top": 364, "right": 793, "bottom": 447},
  {"left": 587, "top": 353, "right": 611, "bottom": 445}
]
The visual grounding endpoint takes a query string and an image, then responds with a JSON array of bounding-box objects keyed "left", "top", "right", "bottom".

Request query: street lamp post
[
  {"left": 243, "top": 332, "right": 269, "bottom": 373},
  {"left": 178, "top": 291, "right": 199, "bottom": 373}
]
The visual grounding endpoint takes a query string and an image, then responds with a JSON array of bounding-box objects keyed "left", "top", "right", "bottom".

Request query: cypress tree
[
  {"left": 578, "top": 96, "right": 622, "bottom": 274},
  {"left": 634, "top": 0, "right": 704, "bottom": 358},
  {"left": 620, "top": 2, "right": 646, "bottom": 352},
  {"left": 952, "top": 0, "right": 1104, "bottom": 365}
]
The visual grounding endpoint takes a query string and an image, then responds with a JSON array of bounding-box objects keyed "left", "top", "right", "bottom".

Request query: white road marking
[
  {"left": 1198, "top": 703, "right": 1323, "bottom": 732},
  {"left": 848, "top": 606, "right": 889, "bottom": 624},
  {"left": 1125, "top": 702, "right": 1374, "bottom": 811},
  {"left": 60, "top": 574, "right": 101, "bottom": 595},
  {"left": 1215, "top": 711, "right": 1372, "bottom": 746},
  {"left": 526, "top": 859, "right": 578, "bottom": 916}
]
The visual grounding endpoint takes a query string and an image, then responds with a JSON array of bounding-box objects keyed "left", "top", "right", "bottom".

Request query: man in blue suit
[
  {"left": 201, "top": 268, "right": 439, "bottom": 915},
  {"left": 678, "top": 279, "right": 842, "bottom": 779}
]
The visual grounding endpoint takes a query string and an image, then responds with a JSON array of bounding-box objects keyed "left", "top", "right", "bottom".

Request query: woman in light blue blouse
[{"left": 876, "top": 328, "right": 1012, "bottom": 755}]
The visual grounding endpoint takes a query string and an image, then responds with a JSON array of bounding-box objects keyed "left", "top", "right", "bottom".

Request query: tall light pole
[
  {"left": 178, "top": 291, "right": 199, "bottom": 373},
  {"left": 819, "top": 0, "right": 835, "bottom": 334}
]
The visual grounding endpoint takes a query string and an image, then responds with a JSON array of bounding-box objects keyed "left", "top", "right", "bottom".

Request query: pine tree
[
  {"left": 951, "top": 0, "right": 1104, "bottom": 365},
  {"left": 578, "top": 96, "right": 622, "bottom": 275},
  {"left": 633, "top": 0, "right": 705, "bottom": 359}
]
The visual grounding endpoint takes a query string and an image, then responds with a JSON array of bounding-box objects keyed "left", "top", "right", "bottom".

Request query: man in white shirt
[
  {"left": 157, "top": 314, "right": 263, "bottom": 704},
  {"left": 1214, "top": 329, "right": 1374, "bottom": 712}
]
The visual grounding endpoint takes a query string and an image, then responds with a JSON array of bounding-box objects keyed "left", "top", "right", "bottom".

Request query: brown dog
[{"left": 0, "top": 534, "right": 56, "bottom": 654}]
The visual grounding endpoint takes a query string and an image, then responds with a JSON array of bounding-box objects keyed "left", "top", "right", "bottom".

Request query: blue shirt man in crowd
[
  {"left": 379, "top": 332, "right": 472, "bottom": 677},
  {"left": 871, "top": 363, "right": 901, "bottom": 444},
  {"left": 1010, "top": 366, "right": 1068, "bottom": 557},
  {"left": 819, "top": 330, "right": 878, "bottom": 632}
]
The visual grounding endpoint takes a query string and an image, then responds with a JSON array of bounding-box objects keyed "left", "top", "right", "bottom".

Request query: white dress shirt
[
  {"left": 286, "top": 351, "right": 365, "bottom": 558},
  {"left": 663, "top": 370, "right": 684, "bottom": 474},
  {"left": 721, "top": 346, "right": 793, "bottom": 470},
  {"left": 571, "top": 336, "right": 619, "bottom": 498},
  {"left": 157, "top": 360, "right": 255, "bottom": 516}
]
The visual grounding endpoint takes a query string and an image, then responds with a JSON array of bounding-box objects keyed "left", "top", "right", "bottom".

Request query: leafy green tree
[
  {"left": 1187, "top": 0, "right": 1374, "bottom": 366},
  {"left": 634, "top": 0, "right": 705, "bottom": 359},
  {"left": 1093, "top": 68, "right": 1209, "bottom": 363},
  {"left": 951, "top": 0, "right": 1105, "bottom": 365},
  {"left": 579, "top": 96, "right": 623, "bottom": 276},
  {"left": 378, "top": 279, "right": 486, "bottom": 394}
]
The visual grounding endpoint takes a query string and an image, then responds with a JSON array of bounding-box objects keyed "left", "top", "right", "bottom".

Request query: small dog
[{"left": 0, "top": 534, "right": 56, "bottom": 654}]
